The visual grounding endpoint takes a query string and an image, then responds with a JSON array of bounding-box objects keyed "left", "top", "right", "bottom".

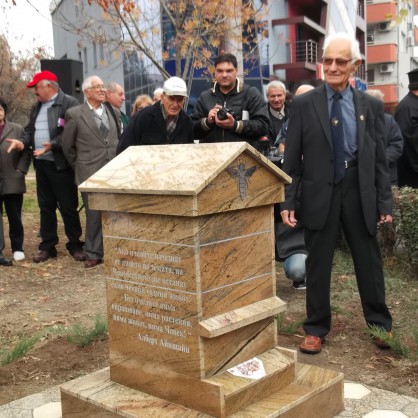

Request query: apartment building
[
  {"left": 268, "top": 0, "right": 367, "bottom": 93},
  {"left": 366, "top": 0, "right": 416, "bottom": 113}
]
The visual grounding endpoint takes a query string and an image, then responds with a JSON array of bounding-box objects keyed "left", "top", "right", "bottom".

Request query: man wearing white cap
[{"left": 116, "top": 76, "right": 194, "bottom": 154}]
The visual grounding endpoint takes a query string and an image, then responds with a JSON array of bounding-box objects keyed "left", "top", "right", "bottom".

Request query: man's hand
[
  {"left": 378, "top": 214, "right": 393, "bottom": 224},
  {"left": 6, "top": 139, "right": 24, "bottom": 153},
  {"left": 215, "top": 111, "right": 235, "bottom": 130},
  {"left": 281, "top": 210, "right": 298, "bottom": 228},
  {"left": 207, "top": 105, "right": 222, "bottom": 124},
  {"left": 33, "top": 142, "right": 51, "bottom": 157}
]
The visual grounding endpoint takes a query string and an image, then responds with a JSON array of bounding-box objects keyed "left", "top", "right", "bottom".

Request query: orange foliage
[{"left": 88, "top": 0, "right": 267, "bottom": 79}]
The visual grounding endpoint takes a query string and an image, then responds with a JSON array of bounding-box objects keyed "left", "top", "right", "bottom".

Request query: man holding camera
[{"left": 191, "top": 54, "right": 269, "bottom": 145}]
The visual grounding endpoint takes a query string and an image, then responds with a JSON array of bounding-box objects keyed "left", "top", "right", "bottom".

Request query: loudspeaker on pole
[{"left": 40, "top": 59, "right": 84, "bottom": 103}]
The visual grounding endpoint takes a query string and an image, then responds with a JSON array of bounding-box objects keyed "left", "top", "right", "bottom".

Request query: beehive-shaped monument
[{"left": 61, "top": 142, "right": 344, "bottom": 418}]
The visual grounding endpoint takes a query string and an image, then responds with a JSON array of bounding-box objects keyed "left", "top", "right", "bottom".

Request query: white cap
[{"left": 163, "top": 77, "right": 188, "bottom": 97}]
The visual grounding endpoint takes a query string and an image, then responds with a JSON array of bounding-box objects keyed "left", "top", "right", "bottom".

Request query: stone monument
[{"left": 61, "top": 142, "right": 344, "bottom": 417}]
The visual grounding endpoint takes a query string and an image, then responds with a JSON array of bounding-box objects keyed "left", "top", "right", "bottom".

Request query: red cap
[{"left": 26, "top": 70, "right": 58, "bottom": 88}]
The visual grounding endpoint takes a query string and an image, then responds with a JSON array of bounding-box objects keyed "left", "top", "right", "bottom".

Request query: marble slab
[
  {"left": 80, "top": 143, "right": 289, "bottom": 216},
  {"left": 104, "top": 204, "right": 281, "bottom": 381},
  {"left": 61, "top": 363, "right": 344, "bottom": 418},
  {"left": 79, "top": 142, "right": 291, "bottom": 195}
]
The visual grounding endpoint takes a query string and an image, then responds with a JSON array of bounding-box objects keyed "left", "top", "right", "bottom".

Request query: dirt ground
[{"left": 0, "top": 211, "right": 417, "bottom": 406}]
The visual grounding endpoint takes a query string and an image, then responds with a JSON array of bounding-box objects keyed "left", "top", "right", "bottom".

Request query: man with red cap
[{"left": 7, "top": 70, "right": 86, "bottom": 263}]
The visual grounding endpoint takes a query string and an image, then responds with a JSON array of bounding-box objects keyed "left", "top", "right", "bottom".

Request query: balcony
[
  {"left": 271, "top": 16, "right": 325, "bottom": 36},
  {"left": 367, "top": 2, "right": 397, "bottom": 23},
  {"left": 368, "top": 44, "right": 397, "bottom": 64},
  {"left": 293, "top": 39, "right": 318, "bottom": 64},
  {"left": 273, "top": 39, "right": 319, "bottom": 74}
]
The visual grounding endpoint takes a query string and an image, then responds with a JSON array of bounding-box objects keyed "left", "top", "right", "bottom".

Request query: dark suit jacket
[
  {"left": 282, "top": 84, "right": 392, "bottom": 236},
  {"left": 0, "top": 120, "right": 30, "bottom": 195},
  {"left": 267, "top": 103, "right": 290, "bottom": 143},
  {"left": 395, "top": 91, "right": 418, "bottom": 172},
  {"left": 62, "top": 102, "right": 119, "bottom": 186},
  {"left": 20, "top": 90, "right": 79, "bottom": 171},
  {"left": 383, "top": 113, "right": 403, "bottom": 185},
  {"left": 117, "top": 101, "right": 194, "bottom": 155}
]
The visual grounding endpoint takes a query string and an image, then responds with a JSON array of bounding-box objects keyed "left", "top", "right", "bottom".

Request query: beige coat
[{"left": 62, "top": 102, "right": 119, "bottom": 186}]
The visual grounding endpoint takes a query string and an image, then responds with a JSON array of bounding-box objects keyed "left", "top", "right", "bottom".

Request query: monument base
[{"left": 61, "top": 360, "right": 344, "bottom": 418}]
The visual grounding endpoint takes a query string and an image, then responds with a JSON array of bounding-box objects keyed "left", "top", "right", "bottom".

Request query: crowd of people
[{"left": 1, "top": 31, "right": 417, "bottom": 354}]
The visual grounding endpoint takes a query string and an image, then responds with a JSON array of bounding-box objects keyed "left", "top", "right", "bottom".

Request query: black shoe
[
  {"left": 293, "top": 280, "right": 306, "bottom": 290},
  {"left": 72, "top": 250, "right": 87, "bottom": 262},
  {"left": 84, "top": 258, "right": 103, "bottom": 268},
  {"left": 374, "top": 332, "right": 393, "bottom": 349},
  {"left": 33, "top": 250, "right": 57, "bottom": 263},
  {"left": 0, "top": 256, "right": 13, "bottom": 267}
]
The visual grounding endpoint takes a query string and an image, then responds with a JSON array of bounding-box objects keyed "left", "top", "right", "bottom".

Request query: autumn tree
[
  {"left": 2, "top": 0, "right": 52, "bottom": 124},
  {"left": 78, "top": 0, "right": 268, "bottom": 81},
  {"left": 0, "top": 36, "right": 50, "bottom": 125}
]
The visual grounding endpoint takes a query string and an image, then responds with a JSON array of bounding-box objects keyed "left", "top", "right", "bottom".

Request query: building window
[
  {"left": 93, "top": 41, "right": 98, "bottom": 68},
  {"left": 99, "top": 43, "right": 104, "bottom": 62},
  {"left": 83, "top": 47, "right": 88, "bottom": 73}
]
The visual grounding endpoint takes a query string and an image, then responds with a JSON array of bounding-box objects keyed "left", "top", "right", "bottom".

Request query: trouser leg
[
  {"left": 2, "top": 194, "right": 24, "bottom": 252},
  {"left": 36, "top": 161, "right": 58, "bottom": 254},
  {"left": 0, "top": 200, "right": 5, "bottom": 253},
  {"left": 51, "top": 168, "right": 83, "bottom": 254},
  {"left": 81, "top": 192, "right": 103, "bottom": 260},
  {"left": 341, "top": 169, "right": 392, "bottom": 332}
]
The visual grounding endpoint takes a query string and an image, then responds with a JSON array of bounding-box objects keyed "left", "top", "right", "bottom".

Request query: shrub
[
  {"left": 0, "top": 334, "right": 41, "bottom": 366},
  {"left": 66, "top": 314, "right": 108, "bottom": 347},
  {"left": 393, "top": 187, "right": 418, "bottom": 275}
]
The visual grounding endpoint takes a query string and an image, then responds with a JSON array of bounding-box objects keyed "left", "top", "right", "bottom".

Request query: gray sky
[{"left": 1, "top": 0, "right": 54, "bottom": 55}]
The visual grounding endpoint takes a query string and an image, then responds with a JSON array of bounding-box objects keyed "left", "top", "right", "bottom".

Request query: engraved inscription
[{"left": 108, "top": 241, "right": 194, "bottom": 356}]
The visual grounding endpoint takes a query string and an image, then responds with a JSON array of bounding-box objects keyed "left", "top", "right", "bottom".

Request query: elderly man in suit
[
  {"left": 105, "top": 81, "right": 128, "bottom": 134},
  {"left": 266, "top": 80, "right": 290, "bottom": 146},
  {"left": 281, "top": 32, "right": 393, "bottom": 354},
  {"left": 62, "top": 75, "right": 119, "bottom": 268}
]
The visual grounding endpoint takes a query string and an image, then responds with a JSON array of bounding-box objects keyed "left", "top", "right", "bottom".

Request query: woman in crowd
[
  {"left": 0, "top": 97, "right": 31, "bottom": 262},
  {"left": 132, "top": 94, "right": 153, "bottom": 114}
]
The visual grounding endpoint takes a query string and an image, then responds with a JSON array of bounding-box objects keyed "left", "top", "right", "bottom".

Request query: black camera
[{"left": 217, "top": 107, "right": 235, "bottom": 121}]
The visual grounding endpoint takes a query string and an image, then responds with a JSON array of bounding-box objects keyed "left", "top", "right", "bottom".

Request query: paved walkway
[{"left": 0, "top": 379, "right": 417, "bottom": 418}]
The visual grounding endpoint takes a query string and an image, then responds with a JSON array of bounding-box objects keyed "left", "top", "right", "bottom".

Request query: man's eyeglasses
[
  {"left": 89, "top": 84, "right": 106, "bottom": 90},
  {"left": 322, "top": 57, "right": 356, "bottom": 68}
]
